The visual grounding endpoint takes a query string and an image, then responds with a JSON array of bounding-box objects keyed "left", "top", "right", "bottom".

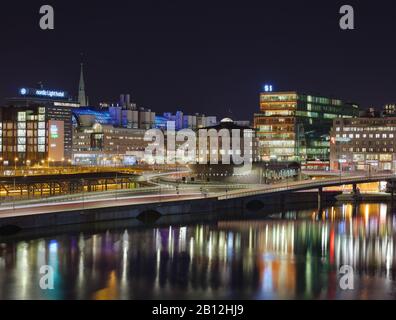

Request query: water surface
[{"left": 0, "top": 203, "right": 395, "bottom": 300}]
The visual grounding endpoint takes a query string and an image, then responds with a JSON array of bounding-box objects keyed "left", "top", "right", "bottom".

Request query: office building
[
  {"left": 330, "top": 117, "right": 396, "bottom": 172},
  {"left": 73, "top": 123, "right": 148, "bottom": 165},
  {"left": 0, "top": 87, "right": 79, "bottom": 165},
  {"left": 254, "top": 91, "right": 359, "bottom": 162}
]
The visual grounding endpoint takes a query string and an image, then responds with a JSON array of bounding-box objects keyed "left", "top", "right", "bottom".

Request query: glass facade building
[
  {"left": 254, "top": 91, "right": 359, "bottom": 162},
  {"left": 0, "top": 89, "right": 78, "bottom": 165},
  {"left": 330, "top": 117, "right": 396, "bottom": 172}
]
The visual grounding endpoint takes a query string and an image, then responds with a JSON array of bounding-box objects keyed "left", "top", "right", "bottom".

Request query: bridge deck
[{"left": 218, "top": 174, "right": 396, "bottom": 200}]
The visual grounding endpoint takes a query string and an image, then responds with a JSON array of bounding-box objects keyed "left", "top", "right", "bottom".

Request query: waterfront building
[
  {"left": 330, "top": 116, "right": 396, "bottom": 172},
  {"left": 254, "top": 91, "right": 359, "bottom": 162},
  {"left": 188, "top": 118, "right": 288, "bottom": 184},
  {"left": 0, "top": 87, "right": 79, "bottom": 166}
]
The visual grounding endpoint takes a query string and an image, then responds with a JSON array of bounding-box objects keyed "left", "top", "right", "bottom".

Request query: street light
[
  {"left": 338, "top": 159, "right": 345, "bottom": 182},
  {"left": 0, "top": 157, "right": 3, "bottom": 175},
  {"left": 113, "top": 156, "right": 119, "bottom": 200},
  {"left": 14, "top": 157, "right": 19, "bottom": 174}
]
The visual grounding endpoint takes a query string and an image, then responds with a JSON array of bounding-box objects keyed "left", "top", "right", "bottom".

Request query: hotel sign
[{"left": 19, "top": 87, "right": 68, "bottom": 99}]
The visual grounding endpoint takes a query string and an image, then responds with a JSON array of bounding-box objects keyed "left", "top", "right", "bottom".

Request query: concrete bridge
[
  {"left": 1, "top": 172, "right": 395, "bottom": 232},
  {"left": 218, "top": 173, "right": 396, "bottom": 206}
]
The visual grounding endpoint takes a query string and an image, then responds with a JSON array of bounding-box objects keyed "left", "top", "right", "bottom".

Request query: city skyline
[
  {"left": 1, "top": 0, "right": 396, "bottom": 119},
  {"left": 1, "top": 0, "right": 396, "bottom": 305}
]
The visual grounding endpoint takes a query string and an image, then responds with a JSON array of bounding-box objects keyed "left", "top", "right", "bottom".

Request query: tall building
[
  {"left": 78, "top": 63, "right": 88, "bottom": 107},
  {"left": 254, "top": 91, "right": 359, "bottom": 162},
  {"left": 1, "top": 87, "right": 78, "bottom": 165},
  {"left": 330, "top": 116, "right": 396, "bottom": 172}
]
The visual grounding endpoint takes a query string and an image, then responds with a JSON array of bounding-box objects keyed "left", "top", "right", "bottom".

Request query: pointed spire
[{"left": 78, "top": 62, "right": 87, "bottom": 107}]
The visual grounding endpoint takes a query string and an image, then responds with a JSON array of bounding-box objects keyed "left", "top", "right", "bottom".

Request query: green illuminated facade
[{"left": 254, "top": 91, "right": 359, "bottom": 162}]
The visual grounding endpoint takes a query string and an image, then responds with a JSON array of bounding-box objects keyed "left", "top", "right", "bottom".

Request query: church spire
[{"left": 78, "top": 62, "right": 87, "bottom": 107}]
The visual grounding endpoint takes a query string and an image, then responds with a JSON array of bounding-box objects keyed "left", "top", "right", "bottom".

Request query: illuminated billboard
[{"left": 48, "top": 120, "right": 65, "bottom": 162}]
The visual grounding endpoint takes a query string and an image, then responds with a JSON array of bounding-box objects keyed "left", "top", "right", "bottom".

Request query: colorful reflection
[{"left": 0, "top": 203, "right": 395, "bottom": 300}]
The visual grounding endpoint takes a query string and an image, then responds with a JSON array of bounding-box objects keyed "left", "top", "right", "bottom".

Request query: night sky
[{"left": 1, "top": 0, "right": 396, "bottom": 121}]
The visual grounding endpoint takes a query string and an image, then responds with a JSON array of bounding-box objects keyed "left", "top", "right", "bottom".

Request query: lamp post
[
  {"left": 265, "top": 162, "right": 269, "bottom": 185},
  {"left": 287, "top": 163, "right": 290, "bottom": 189},
  {"left": 368, "top": 163, "right": 372, "bottom": 178},
  {"left": 0, "top": 157, "right": 3, "bottom": 176},
  {"left": 81, "top": 178, "right": 85, "bottom": 210},
  {"left": 13, "top": 177, "right": 16, "bottom": 211},
  {"left": 114, "top": 156, "right": 119, "bottom": 200},
  {"left": 14, "top": 157, "right": 19, "bottom": 175},
  {"left": 339, "top": 159, "right": 343, "bottom": 182},
  {"left": 26, "top": 160, "right": 31, "bottom": 174}
]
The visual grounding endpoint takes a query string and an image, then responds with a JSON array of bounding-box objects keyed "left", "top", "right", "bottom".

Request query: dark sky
[{"left": 1, "top": 0, "right": 396, "bottom": 120}]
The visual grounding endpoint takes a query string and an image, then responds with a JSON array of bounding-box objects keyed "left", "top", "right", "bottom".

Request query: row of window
[
  {"left": 336, "top": 133, "right": 395, "bottom": 139},
  {"left": 339, "top": 148, "right": 395, "bottom": 153},
  {"left": 336, "top": 126, "right": 396, "bottom": 132}
]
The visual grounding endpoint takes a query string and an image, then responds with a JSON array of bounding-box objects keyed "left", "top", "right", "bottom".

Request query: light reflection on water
[{"left": 0, "top": 203, "right": 395, "bottom": 300}]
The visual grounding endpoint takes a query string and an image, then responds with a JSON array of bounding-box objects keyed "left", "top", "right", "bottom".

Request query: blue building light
[
  {"left": 72, "top": 108, "right": 113, "bottom": 125},
  {"left": 18, "top": 87, "right": 68, "bottom": 99},
  {"left": 35, "top": 89, "right": 66, "bottom": 98},
  {"left": 264, "top": 84, "right": 273, "bottom": 92},
  {"left": 155, "top": 116, "right": 169, "bottom": 129}
]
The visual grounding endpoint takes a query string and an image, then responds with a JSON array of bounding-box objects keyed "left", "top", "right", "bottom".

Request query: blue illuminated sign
[
  {"left": 264, "top": 84, "right": 273, "bottom": 92},
  {"left": 18, "top": 87, "right": 68, "bottom": 99},
  {"left": 35, "top": 90, "right": 66, "bottom": 98}
]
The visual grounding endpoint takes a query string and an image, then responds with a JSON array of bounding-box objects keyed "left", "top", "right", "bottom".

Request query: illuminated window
[{"left": 18, "top": 112, "right": 26, "bottom": 122}]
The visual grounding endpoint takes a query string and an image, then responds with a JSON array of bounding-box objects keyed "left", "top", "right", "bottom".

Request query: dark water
[{"left": 0, "top": 203, "right": 395, "bottom": 300}]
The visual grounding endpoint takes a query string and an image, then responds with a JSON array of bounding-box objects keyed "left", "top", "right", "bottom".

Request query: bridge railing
[{"left": 218, "top": 174, "right": 396, "bottom": 200}]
